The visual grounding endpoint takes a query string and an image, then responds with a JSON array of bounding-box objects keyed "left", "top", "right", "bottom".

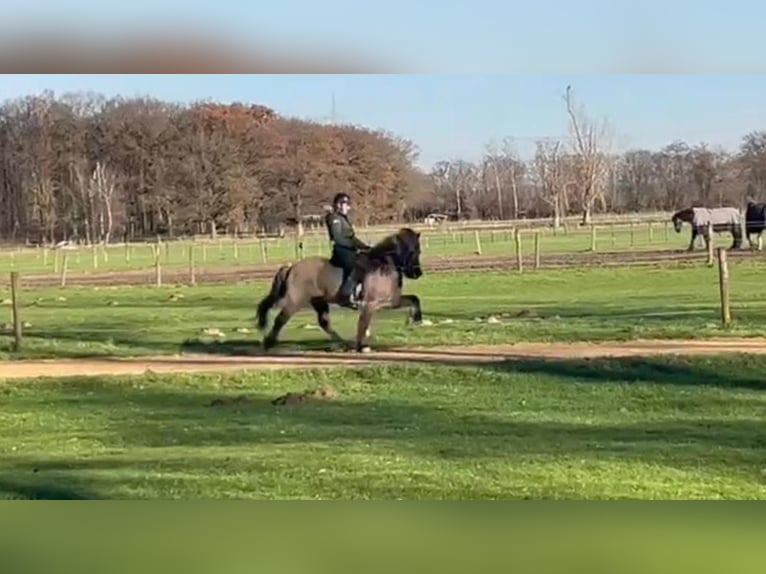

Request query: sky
[{"left": 3, "top": 74, "right": 766, "bottom": 169}]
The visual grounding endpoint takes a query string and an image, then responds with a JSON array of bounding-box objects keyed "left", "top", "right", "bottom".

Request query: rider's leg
[{"left": 336, "top": 258, "right": 359, "bottom": 307}]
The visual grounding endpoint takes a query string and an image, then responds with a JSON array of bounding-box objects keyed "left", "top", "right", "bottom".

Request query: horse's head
[
  {"left": 671, "top": 208, "right": 690, "bottom": 233},
  {"left": 367, "top": 228, "right": 423, "bottom": 279},
  {"left": 393, "top": 227, "right": 423, "bottom": 279}
]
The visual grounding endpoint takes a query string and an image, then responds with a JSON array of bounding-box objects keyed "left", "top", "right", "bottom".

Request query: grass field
[
  {"left": 1, "top": 252, "right": 764, "bottom": 499},
  {"left": 1, "top": 258, "right": 765, "bottom": 359},
  {"left": 0, "top": 220, "right": 694, "bottom": 276},
  {"left": 0, "top": 356, "right": 763, "bottom": 499}
]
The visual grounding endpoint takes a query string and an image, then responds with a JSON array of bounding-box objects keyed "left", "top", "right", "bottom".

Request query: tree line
[
  {"left": 2, "top": 88, "right": 766, "bottom": 245},
  {"left": 0, "top": 90, "right": 426, "bottom": 244}
]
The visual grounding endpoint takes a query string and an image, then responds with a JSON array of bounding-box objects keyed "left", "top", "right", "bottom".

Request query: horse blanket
[
  {"left": 745, "top": 202, "right": 766, "bottom": 235},
  {"left": 691, "top": 207, "right": 742, "bottom": 231}
]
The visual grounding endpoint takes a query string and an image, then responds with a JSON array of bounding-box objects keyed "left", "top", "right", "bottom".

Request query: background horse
[
  {"left": 745, "top": 201, "right": 766, "bottom": 250},
  {"left": 671, "top": 206, "right": 743, "bottom": 251},
  {"left": 256, "top": 228, "right": 424, "bottom": 353}
]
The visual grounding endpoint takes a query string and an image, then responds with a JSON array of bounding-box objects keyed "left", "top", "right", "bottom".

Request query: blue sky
[{"left": 3, "top": 74, "right": 766, "bottom": 168}]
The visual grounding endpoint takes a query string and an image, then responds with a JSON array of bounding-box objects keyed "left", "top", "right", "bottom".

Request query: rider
[{"left": 325, "top": 192, "right": 370, "bottom": 308}]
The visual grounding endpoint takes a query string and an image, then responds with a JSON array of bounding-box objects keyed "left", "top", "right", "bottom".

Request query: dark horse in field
[
  {"left": 671, "top": 206, "right": 743, "bottom": 251},
  {"left": 256, "top": 228, "right": 424, "bottom": 353},
  {"left": 745, "top": 201, "right": 766, "bottom": 250}
]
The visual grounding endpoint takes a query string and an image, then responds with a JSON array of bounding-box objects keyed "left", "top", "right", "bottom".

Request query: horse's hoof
[
  {"left": 357, "top": 345, "right": 372, "bottom": 354},
  {"left": 262, "top": 338, "right": 276, "bottom": 351}
]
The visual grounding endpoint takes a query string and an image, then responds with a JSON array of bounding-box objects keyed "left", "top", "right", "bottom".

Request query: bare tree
[
  {"left": 482, "top": 138, "right": 525, "bottom": 220},
  {"left": 563, "top": 85, "right": 613, "bottom": 225},
  {"left": 533, "top": 140, "right": 569, "bottom": 228}
]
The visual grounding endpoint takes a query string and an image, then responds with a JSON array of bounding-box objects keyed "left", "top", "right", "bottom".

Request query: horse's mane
[
  {"left": 365, "top": 228, "right": 419, "bottom": 269},
  {"left": 672, "top": 207, "right": 694, "bottom": 219}
]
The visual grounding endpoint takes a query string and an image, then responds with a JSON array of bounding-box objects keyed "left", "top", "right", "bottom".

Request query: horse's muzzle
[{"left": 407, "top": 266, "right": 423, "bottom": 279}]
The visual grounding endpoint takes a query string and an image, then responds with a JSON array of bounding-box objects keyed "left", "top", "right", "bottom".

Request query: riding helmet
[{"left": 333, "top": 192, "right": 350, "bottom": 206}]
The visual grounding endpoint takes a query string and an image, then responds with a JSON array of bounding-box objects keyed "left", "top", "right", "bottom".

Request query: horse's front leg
[
  {"left": 355, "top": 305, "right": 376, "bottom": 353},
  {"left": 397, "top": 294, "right": 423, "bottom": 325},
  {"left": 688, "top": 228, "right": 697, "bottom": 251}
]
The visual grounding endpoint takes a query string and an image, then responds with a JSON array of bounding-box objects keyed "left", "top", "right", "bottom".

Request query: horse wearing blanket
[
  {"left": 671, "top": 206, "right": 743, "bottom": 251},
  {"left": 745, "top": 201, "right": 766, "bottom": 250}
]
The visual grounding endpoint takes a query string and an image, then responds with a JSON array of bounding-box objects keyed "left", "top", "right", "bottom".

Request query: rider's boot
[{"left": 336, "top": 273, "right": 359, "bottom": 309}]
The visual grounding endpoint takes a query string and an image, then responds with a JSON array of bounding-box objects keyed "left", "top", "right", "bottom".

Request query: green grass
[
  {"left": 0, "top": 221, "right": 691, "bottom": 275},
  {"left": 0, "top": 356, "right": 763, "bottom": 499},
  {"left": 1, "top": 259, "right": 765, "bottom": 359}
]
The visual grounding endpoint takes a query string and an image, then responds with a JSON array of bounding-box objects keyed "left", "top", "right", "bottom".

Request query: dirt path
[{"left": 1, "top": 338, "right": 765, "bottom": 380}]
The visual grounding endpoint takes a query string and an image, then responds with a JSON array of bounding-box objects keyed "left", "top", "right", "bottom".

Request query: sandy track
[{"left": 1, "top": 338, "right": 765, "bottom": 380}]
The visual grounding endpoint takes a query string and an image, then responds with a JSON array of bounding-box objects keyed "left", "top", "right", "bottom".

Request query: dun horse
[
  {"left": 671, "top": 206, "right": 743, "bottom": 251},
  {"left": 256, "top": 228, "right": 424, "bottom": 353},
  {"left": 745, "top": 201, "right": 766, "bottom": 250}
]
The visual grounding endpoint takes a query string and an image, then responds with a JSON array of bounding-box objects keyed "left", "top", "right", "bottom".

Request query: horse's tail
[{"left": 256, "top": 265, "right": 291, "bottom": 332}]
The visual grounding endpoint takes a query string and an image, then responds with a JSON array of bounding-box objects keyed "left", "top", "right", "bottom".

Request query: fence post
[
  {"left": 474, "top": 230, "right": 482, "bottom": 255},
  {"left": 534, "top": 231, "right": 540, "bottom": 269},
  {"left": 154, "top": 245, "right": 162, "bottom": 287},
  {"left": 188, "top": 245, "right": 196, "bottom": 286},
  {"left": 717, "top": 248, "right": 731, "bottom": 327},
  {"left": 707, "top": 222, "right": 714, "bottom": 266},
  {"left": 10, "top": 271, "right": 22, "bottom": 352},
  {"left": 590, "top": 225, "right": 597, "bottom": 252},
  {"left": 60, "top": 252, "right": 69, "bottom": 287},
  {"left": 515, "top": 230, "right": 523, "bottom": 273}
]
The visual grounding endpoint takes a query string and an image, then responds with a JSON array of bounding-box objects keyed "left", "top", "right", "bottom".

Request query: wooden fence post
[
  {"left": 717, "top": 248, "right": 731, "bottom": 327},
  {"left": 474, "top": 230, "right": 482, "bottom": 255},
  {"left": 707, "top": 222, "right": 714, "bottom": 266},
  {"left": 534, "top": 231, "right": 540, "bottom": 269},
  {"left": 10, "top": 271, "right": 22, "bottom": 352},
  {"left": 188, "top": 245, "right": 196, "bottom": 286},
  {"left": 590, "top": 225, "right": 597, "bottom": 252},
  {"left": 515, "top": 230, "right": 523, "bottom": 273},
  {"left": 153, "top": 245, "right": 162, "bottom": 287},
  {"left": 60, "top": 252, "right": 69, "bottom": 287}
]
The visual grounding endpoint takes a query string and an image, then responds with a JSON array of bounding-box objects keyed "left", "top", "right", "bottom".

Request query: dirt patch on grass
[{"left": 272, "top": 385, "right": 339, "bottom": 407}]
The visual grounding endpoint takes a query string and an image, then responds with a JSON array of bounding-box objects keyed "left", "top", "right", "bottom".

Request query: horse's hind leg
[
  {"left": 310, "top": 298, "right": 346, "bottom": 348},
  {"left": 263, "top": 304, "right": 297, "bottom": 351},
  {"left": 731, "top": 225, "right": 742, "bottom": 249}
]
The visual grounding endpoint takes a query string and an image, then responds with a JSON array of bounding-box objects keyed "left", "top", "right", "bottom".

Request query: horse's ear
[{"left": 416, "top": 231, "right": 421, "bottom": 239}]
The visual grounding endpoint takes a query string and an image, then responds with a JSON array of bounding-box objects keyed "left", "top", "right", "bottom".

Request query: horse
[
  {"left": 744, "top": 201, "right": 766, "bottom": 250},
  {"left": 255, "top": 228, "right": 424, "bottom": 353},
  {"left": 671, "top": 206, "right": 743, "bottom": 251}
]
